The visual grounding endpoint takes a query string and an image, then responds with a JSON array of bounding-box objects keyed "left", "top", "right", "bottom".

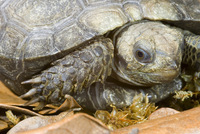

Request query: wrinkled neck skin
[{"left": 111, "top": 21, "right": 184, "bottom": 86}]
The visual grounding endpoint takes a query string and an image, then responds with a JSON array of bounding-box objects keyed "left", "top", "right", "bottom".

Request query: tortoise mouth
[
  {"left": 111, "top": 61, "right": 180, "bottom": 86},
  {"left": 145, "top": 69, "right": 180, "bottom": 84}
]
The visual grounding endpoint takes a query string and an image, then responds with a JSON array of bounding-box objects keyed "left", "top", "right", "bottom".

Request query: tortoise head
[{"left": 112, "top": 21, "right": 184, "bottom": 86}]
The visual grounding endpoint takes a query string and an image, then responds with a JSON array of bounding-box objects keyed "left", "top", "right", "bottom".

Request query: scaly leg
[{"left": 20, "top": 37, "right": 114, "bottom": 108}]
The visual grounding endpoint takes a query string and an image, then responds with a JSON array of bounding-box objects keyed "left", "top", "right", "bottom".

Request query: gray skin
[{"left": 0, "top": 0, "right": 200, "bottom": 111}]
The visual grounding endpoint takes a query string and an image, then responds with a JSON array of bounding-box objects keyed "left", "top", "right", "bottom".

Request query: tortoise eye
[{"left": 134, "top": 48, "right": 152, "bottom": 63}]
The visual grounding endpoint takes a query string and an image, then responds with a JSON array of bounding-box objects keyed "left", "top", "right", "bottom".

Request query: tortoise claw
[
  {"left": 24, "top": 97, "right": 40, "bottom": 106},
  {"left": 20, "top": 87, "right": 42, "bottom": 99},
  {"left": 24, "top": 96, "right": 45, "bottom": 106},
  {"left": 20, "top": 88, "right": 37, "bottom": 98},
  {"left": 21, "top": 77, "right": 42, "bottom": 84}
]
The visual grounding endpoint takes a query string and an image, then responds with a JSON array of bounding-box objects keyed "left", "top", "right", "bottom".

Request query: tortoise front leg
[{"left": 20, "top": 37, "right": 114, "bottom": 108}]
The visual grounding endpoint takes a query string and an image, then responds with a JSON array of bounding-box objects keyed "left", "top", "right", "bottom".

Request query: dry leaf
[
  {"left": 0, "top": 82, "right": 26, "bottom": 106},
  {"left": 0, "top": 104, "right": 41, "bottom": 132},
  {"left": 148, "top": 108, "right": 180, "bottom": 120},
  {"left": 7, "top": 111, "right": 74, "bottom": 134},
  {"left": 0, "top": 120, "right": 8, "bottom": 131},
  {"left": 39, "top": 94, "right": 82, "bottom": 114},
  {"left": 0, "top": 104, "right": 40, "bottom": 116},
  {"left": 10, "top": 113, "right": 110, "bottom": 134}
]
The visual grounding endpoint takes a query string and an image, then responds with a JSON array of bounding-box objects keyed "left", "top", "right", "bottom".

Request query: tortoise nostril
[
  {"left": 170, "top": 62, "right": 178, "bottom": 70},
  {"left": 168, "top": 59, "right": 180, "bottom": 70}
]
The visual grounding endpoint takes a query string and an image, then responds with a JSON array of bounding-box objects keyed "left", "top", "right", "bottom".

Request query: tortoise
[{"left": 0, "top": 0, "right": 200, "bottom": 111}]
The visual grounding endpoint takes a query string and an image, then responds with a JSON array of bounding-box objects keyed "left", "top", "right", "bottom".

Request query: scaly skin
[
  {"left": 21, "top": 37, "right": 114, "bottom": 107},
  {"left": 73, "top": 77, "right": 183, "bottom": 112},
  {"left": 183, "top": 35, "right": 200, "bottom": 71}
]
